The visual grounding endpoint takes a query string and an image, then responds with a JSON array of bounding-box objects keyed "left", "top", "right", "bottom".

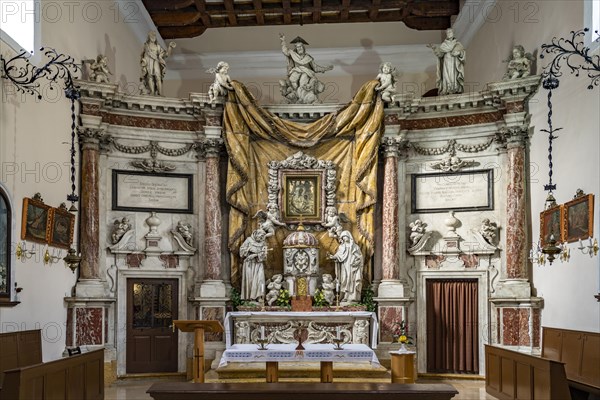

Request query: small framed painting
[
  {"left": 21, "top": 197, "right": 51, "bottom": 244},
  {"left": 539, "top": 205, "right": 563, "bottom": 246},
  {"left": 49, "top": 206, "right": 75, "bottom": 249},
  {"left": 563, "top": 193, "right": 594, "bottom": 243},
  {"left": 280, "top": 171, "right": 324, "bottom": 223}
]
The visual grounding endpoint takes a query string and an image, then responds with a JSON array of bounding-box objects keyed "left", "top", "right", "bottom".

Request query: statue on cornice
[
  {"left": 207, "top": 61, "right": 234, "bottom": 103},
  {"left": 85, "top": 54, "right": 111, "bottom": 83},
  {"left": 503, "top": 45, "right": 534, "bottom": 80},
  {"left": 140, "top": 31, "right": 176, "bottom": 96},
  {"left": 279, "top": 34, "right": 333, "bottom": 104},
  {"left": 375, "top": 62, "right": 397, "bottom": 103},
  {"left": 427, "top": 28, "right": 466, "bottom": 95}
]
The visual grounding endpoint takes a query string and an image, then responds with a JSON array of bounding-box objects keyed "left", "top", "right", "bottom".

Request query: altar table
[{"left": 218, "top": 343, "right": 380, "bottom": 383}]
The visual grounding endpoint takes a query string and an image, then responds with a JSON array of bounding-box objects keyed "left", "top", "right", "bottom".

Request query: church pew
[
  {"left": 0, "top": 329, "right": 42, "bottom": 390},
  {"left": 541, "top": 327, "right": 600, "bottom": 397},
  {"left": 147, "top": 382, "right": 459, "bottom": 400},
  {"left": 485, "top": 344, "right": 571, "bottom": 400},
  {"left": 0, "top": 348, "right": 104, "bottom": 400}
]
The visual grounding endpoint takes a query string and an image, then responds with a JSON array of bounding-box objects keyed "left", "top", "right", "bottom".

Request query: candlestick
[
  {"left": 261, "top": 326, "right": 265, "bottom": 340},
  {"left": 336, "top": 326, "right": 340, "bottom": 339}
]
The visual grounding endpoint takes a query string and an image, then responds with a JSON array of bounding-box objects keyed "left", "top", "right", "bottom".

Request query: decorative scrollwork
[
  {"left": 540, "top": 28, "right": 600, "bottom": 90},
  {"left": 0, "top": 48, "right": 81, "bottom": 99}
]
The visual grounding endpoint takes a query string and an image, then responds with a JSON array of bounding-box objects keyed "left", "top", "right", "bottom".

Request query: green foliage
[
  {"left": 230, "top": 287, "right": 243, "bottom": 311},
  {"left": 276, "top": 288, "right": 291, "bottom": 307},
  {"left": 360, "top": 285, "right": 377, "bottom": 312},
  {"left": 313, "top": 288, "right": 329, "bottom": 307}
]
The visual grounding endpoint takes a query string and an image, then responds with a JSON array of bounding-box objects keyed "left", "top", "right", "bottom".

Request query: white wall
[
  {"left": 0, "top": 1, "right": 150, "bottom": 361},
  {"left": 465, "top": 0, "right": 600, "bottom": 332}
]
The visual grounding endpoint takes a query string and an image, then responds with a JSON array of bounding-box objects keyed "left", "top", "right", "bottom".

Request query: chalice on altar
[
  {"left": 332, "top": 338, "right": 344, "bottom": 350},
  {"left": 256, "top": 338, "right": 269, "bottom": 350}
]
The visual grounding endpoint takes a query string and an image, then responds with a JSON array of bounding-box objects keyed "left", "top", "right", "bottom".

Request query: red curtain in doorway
[{"left": 426, "top": 279, "right": 479, "bottom": 374}]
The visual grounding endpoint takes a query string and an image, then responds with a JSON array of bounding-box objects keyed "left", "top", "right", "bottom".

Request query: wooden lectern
[{"left": 173, "top": 320, "right": 224, "bottom": 383}]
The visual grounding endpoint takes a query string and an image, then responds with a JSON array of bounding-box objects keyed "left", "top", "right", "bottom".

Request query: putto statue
[
  {"left": 427, "top": 28, "right": 466, "bottom": 95},
  {"left": 176, "top": 221, "right": 193, "bottom": 246},
  {"left": 279, "top": 34, "right": 333, "bottom": 104},
  {"left": 322, "top": 206, "right": 343, "bottom": 238},
  {"left": 240, "top": 229, "right": 268, "bottom": 300},
  {"left": 111, "top": 217, "right": 131, "bottom": 244},
  {"left": 206, "top": 61, "right": 234, "bottom": 103},
  {"left": 86, "top": 54, "right": 111, "bottom": 83},
  {"left": 503, "top": 45, "right": 534, "bottom": 80},
  {"left": 321, "top": 273, "right": 335, "bottom": 305},
  {"left": 327, "top": 230, "right": 363, "bottom": 304},
  {"left": 140, "top": 31, "right": 176, "bottom": 96},
  {"left": 375, "top": 62, "right": 397, "bottom": 103},
  {"left": 479, "top": 218, "right": 498, "bottom": 245},
  {"left": 409, "top": 219, "right": 427, "bottom": 246},
  {"left": 266, "top": 274, "right": 283, "bottom": 306},
  {"left": 254, "top": 203, "right": 287, "bottom": 238}
]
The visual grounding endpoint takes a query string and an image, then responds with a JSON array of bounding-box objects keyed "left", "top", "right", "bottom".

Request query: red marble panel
[
  {"left": 126, "top": 254, "right": 145, "bottom": 268},
  {"left": 205, "top": 115, "right": 222, "bottom": 127},
  {"left": 505, "top": 146, "right": 528, "bottom": 279},
  {"left": 532, "top": 309, "right": 541, "bottom": 347},
  {"left": 159, "top": 254, "right": 178, "bottom": 269},
  {"left": 425, "top": 255, "right": 445, "bottom": 269},
  {"left": 502, "top": 308, "right": 520, "bottom": 346},
  {"left": 379, "top": 306, "right": 404, "bottom": 343},
  {"left": 101, "top": 113, "right": 201, "bottom": 132},
  {"left": 505, "top": 101, "right": 524, "bottom": 113},
  {"left": 66, "top": 308, "right": 74, "bottom": 347},
  {"left": 204, "top": 156, "right": 222, "bottom": 280},
  {"left": 79, "top": 147, "right": 100, "bottom": 279},
  {"left": 384, "top": 114, "right": 400, "bottom": 124},
  {"left": 81, "top": 103, "right": 101, "bottom": 116},
  {"left": 460, "top": 254, "right": 479, "bottom": 268},
  {"left": 381, "top": 155, "right": 399, "bottom": 280},
  {"left": 76, "top": 308, "right": 103, "bottom": 346},
  {"left": 202, "top": 307, "right": 224, "bottom": 342},
  {"left": 502, "top": 308, "right": 535, "bottom": 346}
]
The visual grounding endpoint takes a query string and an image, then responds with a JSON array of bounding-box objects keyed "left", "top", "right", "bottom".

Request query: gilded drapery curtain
[{"left": 223, "top": 80, "right": 383, "bottom": 286}]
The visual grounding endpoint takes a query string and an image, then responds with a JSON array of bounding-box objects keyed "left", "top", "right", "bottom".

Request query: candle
[
  {"left": 336, "top": 281, "right": 340, "bottom": 293},
  {"left": 261, "top": 283, "right": 265, "bottom": 294},
  {"left": 336, "top": 326, "right": 340, "bottom": 339},
  {"left": 261, "top": 326, "right": 265, "bottom": 339},
  {"left": 579, "top": 238, "right": 584, "bottom": 249}
]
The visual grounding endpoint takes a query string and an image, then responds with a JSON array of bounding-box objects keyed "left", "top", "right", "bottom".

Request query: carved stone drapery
[{"left": 78, "top": 128, "right": 104, "bottom": 280}]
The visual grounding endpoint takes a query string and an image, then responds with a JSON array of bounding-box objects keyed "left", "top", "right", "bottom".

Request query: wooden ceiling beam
[
  {"left": 143, "top": 0, "right": 195, "bottom": 12},
  {"left": 150, "top": 11, "right": 201, "bottom": 26},
  {"left": 252, "top": 0, "right": 265, "bottom": 24},
  {"left": 312, "top": 0, "right": 321, "bottom": 22},
  {"left": 282, "top": 0, "right": 292, "bottom": 24},
  {"left": 340, "top": 0, "right": 350, "bottom": 20},
  {"left": 158, "top": 25, "right": 207, "bottom": 38},
  {"left": 223, "top": 0, "right": 238, "bottom": 26},
  {"left": 193, "top": 0, "right": 212, "bottom": 26},
  {"left": 368, "top": 0, "right": 381, "bottom": 20}
]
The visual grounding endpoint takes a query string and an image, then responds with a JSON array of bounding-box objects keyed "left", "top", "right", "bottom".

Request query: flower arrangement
[
  {"left": 276, "top": 288, "right": 291, "bottom": 307},
  {"left": 312, "top": 288, "right": 328, "bottom": 307},
  {"left": 392, "top": 320, "right": 413, "bottom": 346}
]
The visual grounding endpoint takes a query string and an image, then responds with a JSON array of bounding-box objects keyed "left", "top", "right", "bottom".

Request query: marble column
[
  {"left": 505, "top": 129, "right": 529, "bottom": 281},
  {"left": 75, "top": 128, "right": 105, "bottom": 297},
  {"left": 203, "top": 139, "right": 223, "bottom": 281},
  {"left": 381, "top": 138, "right": 400, "bottom": 282}
]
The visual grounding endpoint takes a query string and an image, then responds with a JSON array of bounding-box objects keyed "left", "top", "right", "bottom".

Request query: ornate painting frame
[
  {"left": 49, "top": 206, "right": 75, "bottom": 249},
  {"left": 21, "top": 197, "right": 51, "bottom": 244},
  {"left": 563, "top": 193, "right": 594, "bottom": 243},
  {"left": 280, "top": 171, "right": 324, "bottom": 223},
  {"left": 539, "top": 204, "right": 563, "bottom": 246}
]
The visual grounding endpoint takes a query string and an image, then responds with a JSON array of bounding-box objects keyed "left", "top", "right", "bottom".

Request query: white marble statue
[
  {"left": 111, "top": 217, "right": 131, "bottom": 244},
  {"left": 353, "top": 320, "right": 369, "bottom": 345},
  {"left": 206, "top": 61, "right": 234, "bottom": 103},
  {"left": 176, "top": 221, "right": 193, "bottom": 246},
  {"left": 409, "top": 219, "right": 427, "bottom": 246},
  {"left": 322, "top": 206, "right": 343, "bottom": 238},
  {"left": 327, "top": 230, "right": 363, "bottom": 304},
  {"left": 480, "top": 218, "right": 498, "bottom": 245},
  {"left": 235, "top": 321, "right": 250, "bottom": 343},
  {"left": 140, "top": 31, "right": 176, "bottom": 96},
  {"left": 503, "top": 45, "right": 534, "bottom": 80},
  {"left": 266, "top": 274, "right": 283, "bottom": 306},
  {"left": 86, "top": 54, "right": 111, "bottom": 83},
  {"left": 240, "top": 229, "right": 268, "bottom": 300},
  {"left": 254, "top": 203, "right": 287, "bottom": 238},
  {"left": 375, "top": 62, "right": 397, "bottom": 103},
  {"left": 427, "top": 28, "right": 466, "bottom": 95},
  {"left": 321, "top": 273, "right": 335, "bottom": 305},
  {"left": 279, "top": 34, "right": 333, "bottom": 104}
]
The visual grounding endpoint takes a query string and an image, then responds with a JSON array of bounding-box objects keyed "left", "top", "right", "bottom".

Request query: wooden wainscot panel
[{"left": 485, "top": 344, "right": 571, "bottom": 400}]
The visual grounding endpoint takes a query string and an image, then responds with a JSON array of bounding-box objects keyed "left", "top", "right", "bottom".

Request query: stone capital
[
  {"left": 381, "top": 136, "right": 408, "bottom": 158},
  {"left": 501, "top": 126, "right": 529, "bottom": 149},
  {"left": 78, "top": 128, "right": 105, "bottom": 150},
  {"left": 197, "top": 138, "right": 224, "bottom": 158}
]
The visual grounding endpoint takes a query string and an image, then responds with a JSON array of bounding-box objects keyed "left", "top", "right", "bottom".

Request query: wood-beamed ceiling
[{"left": 142, "top": 0, "right": 460, "bottom": 39}]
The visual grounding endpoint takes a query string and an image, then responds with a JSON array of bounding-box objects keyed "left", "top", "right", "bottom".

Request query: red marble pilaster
[
  {"left": 505, "top": 133, "right": 528, "bottom": 279},
  {"left": 78, "top": 129, "right": 103, "bottom": 279},
  {"left": 201, "top": 306, "right": 224, "bottom": 342},
  {"left": 379, "top": 305, "right": 405, "bottom": 343},
  {"left": 75, "top": 307, "right": 103, "bottom": 346},
  {"left": 203, "top": 139, "right": 223, "bottom": 280},
  {"left": 381, "top": 138, "right": 401, "bottom": 281}
]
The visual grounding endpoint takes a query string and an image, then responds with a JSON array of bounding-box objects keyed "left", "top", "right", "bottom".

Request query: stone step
[{"left": 212, "top": 361, "right": 391, "bottom": 380}]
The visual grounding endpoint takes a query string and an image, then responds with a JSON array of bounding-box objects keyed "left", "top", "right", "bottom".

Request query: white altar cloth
[
  {"left": 223, "top": 311, "right": 378, "bottom": 348},
  {"left": 218, "top": 343, "right": 380, "bottom": 368}
]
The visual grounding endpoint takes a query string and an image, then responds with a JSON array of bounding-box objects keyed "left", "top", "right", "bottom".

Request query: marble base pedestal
[{"left": 75, "top": 278, "right": 107, "bottom": 298}]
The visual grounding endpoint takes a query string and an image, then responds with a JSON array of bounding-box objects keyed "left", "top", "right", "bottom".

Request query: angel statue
[
  {"left": 322, "top": 206, "right": 345, "bottom": 238},
  {"left": 85, "top": 54, "right": 111, "bottom": 83},
  {"left": 375, "top": 62, "right": 397, "bottom": 103},
  {"left": 207, "top": 61, "right": 234, "bottom": 103},
  {"left": 480, "top": 218, "right": 498, "bottom": 245},
  {"left": 254, "top": 203, "right": 287, "bottom": 238},
  {"left": 265, "top": 274, "right": 284, "bottom": 306},
  {"left": 409, "top": 219, "right": 427, "bottom": 246},
  {"left": 503, "top": 45, "right": 534, "bottom": 80}
]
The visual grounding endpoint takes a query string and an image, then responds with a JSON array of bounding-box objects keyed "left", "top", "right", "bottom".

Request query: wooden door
[{"left": 126, "top": 278, "right": 178, "bottom": 373}]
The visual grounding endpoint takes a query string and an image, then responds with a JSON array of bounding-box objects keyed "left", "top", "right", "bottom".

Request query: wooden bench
[
  {"left": 0, "top": 330, "right": 104, "bottom": 400},
  {"left": 485, "top": 327, "right": 600, "bottom": 400},
  {"left": 147, "top": 382, "right": 459, "bottom": 400}
]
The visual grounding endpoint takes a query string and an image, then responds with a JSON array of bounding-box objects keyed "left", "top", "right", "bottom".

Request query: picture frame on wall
[
  {"left": 21, "top": 197, "right": 51, "bottom": 244},
  {"left": 49, "top": 206, "right": 75, "bottom": 249},
  {"left": 563, "top": 193, "right": 594, "bottom": 243},
  {"left": 539, "top": 205, "right": 563, "bottom": 246},
  {"left": 280, "top": 171, "right": 324, "bottom": 224}
]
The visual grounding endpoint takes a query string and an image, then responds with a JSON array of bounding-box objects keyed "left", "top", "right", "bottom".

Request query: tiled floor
[{"left": 105, "top": 377, "right": 499, "bottom": 400}]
